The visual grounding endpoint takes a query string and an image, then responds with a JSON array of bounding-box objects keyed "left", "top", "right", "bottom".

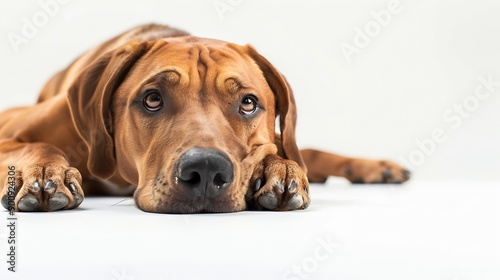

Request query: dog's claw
[
  {"left": 44, "top": 180, "right": 56, "bottom": 193},
  {"left": 288, "top": 180, "right": 297, "bottom": 192},
  {"left": 71, "top": 183, "right": 83, "bottom": 206},
  {"left": 254, "top": 178, "right": 262, "bottom": 191},
  {"left": 276, "top": 181, "right": 285, "bottom": 192},
  {"left": 32, "top": 181, "right": 40, "bottom": 192},
  {"left": 73, "top": 194, "right": 83, "bottom": 207},
  {"left": 67, "top": 183, "right": 83, "bottom": 208},
  {"left": 68, "top": 183, "right": 77, "bottom": 193}
]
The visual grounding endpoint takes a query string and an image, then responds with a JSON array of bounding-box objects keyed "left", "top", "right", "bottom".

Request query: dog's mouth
[
  {"left": 135, "top": 188, "right": 246, "bottom": 214},
  {"left": 134, "top": 147, "right": 248, "bottom": 214},
  {"left": 167, "top": 195, "right": 241, "bottom": 214}
]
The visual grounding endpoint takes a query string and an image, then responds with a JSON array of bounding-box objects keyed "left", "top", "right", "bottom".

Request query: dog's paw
[
  {"left": 250, "top": 155, "right": 310, "bottom": 211},
  {"left": 1, "top": 163, "right": 84, "bottom": 212},
  {"left": 345, "top": 159, "right": 411, "bottom": 184}
]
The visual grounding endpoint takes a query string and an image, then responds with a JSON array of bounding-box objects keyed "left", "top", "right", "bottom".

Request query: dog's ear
[
  {"left": 245, "top": 45, "right": 307, "bottom": 173},
  {"left": 67, "top": 41, "right": 159, "bottom": 179}
]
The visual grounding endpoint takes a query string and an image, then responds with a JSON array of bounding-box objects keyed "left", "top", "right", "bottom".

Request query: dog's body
[{"left": 0, "top": 24, "right": 409, "bottom": 213}]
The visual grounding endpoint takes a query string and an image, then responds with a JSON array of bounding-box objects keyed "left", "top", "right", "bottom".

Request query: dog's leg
[
  {"left": 0, "top": 140, "right": 84, "bottom": 212},
  {"left": 301, "top": 149, "right": 411, "bottom": 184}
]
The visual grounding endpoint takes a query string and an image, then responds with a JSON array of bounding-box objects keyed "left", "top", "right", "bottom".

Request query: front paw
[
  {"left": 250, "top": 155, "right": 310, "bottom": 211},
  {"left": 1, "top": 163, "right": 84, "bottom": 212},
  {"left": 345, "top": 159, "right": 411, "bottom": 184}
]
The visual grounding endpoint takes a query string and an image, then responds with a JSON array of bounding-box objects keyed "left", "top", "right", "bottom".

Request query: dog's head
[{"left": 68, "top": 37, "right": 305, "bottom": 213}]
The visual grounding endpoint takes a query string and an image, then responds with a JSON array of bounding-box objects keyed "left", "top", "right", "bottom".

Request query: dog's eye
[
  {"left": 239, "top": 95, "right": 258, "bottom": 115},
  {"left": 143, "top": 91, "right": 163, "bottom": 112}
]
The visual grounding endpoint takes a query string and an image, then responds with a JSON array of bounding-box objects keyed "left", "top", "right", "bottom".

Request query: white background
[
  {"left": 0, "top": 1, "right": 499, "bottom": 280},
  {"left": 1, "top": 0, "right": 499, "bottom": 181}
]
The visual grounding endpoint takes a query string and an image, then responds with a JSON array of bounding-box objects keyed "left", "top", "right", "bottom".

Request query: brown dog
[{"left": 0, "top": 24, "right": 409, "bottom": 213}]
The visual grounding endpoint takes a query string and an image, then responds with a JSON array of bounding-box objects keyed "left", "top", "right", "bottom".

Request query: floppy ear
[
  {"left": 245, "top": 45, "right": 307, "bottom": 173},
  {"left": 67, "top": 40, "right": 158, "bottom": 179}
]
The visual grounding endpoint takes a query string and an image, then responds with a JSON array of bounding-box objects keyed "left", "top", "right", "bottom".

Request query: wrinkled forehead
[{"left": 127, "top": 37, "right": 267, "bottom": 91}]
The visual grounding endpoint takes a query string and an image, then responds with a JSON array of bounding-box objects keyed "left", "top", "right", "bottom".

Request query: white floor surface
[{"left": 0, "top": 180, "right": 499, "bottom": 280}]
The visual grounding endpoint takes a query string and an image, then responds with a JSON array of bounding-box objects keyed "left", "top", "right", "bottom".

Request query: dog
[{"left": 0, "top": 24, "right": 410, "bottom": 213}]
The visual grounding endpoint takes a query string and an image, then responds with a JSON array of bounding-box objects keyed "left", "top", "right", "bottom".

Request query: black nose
[{"left": 175, "top": 148, "right": 234, "bottom": 198}]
